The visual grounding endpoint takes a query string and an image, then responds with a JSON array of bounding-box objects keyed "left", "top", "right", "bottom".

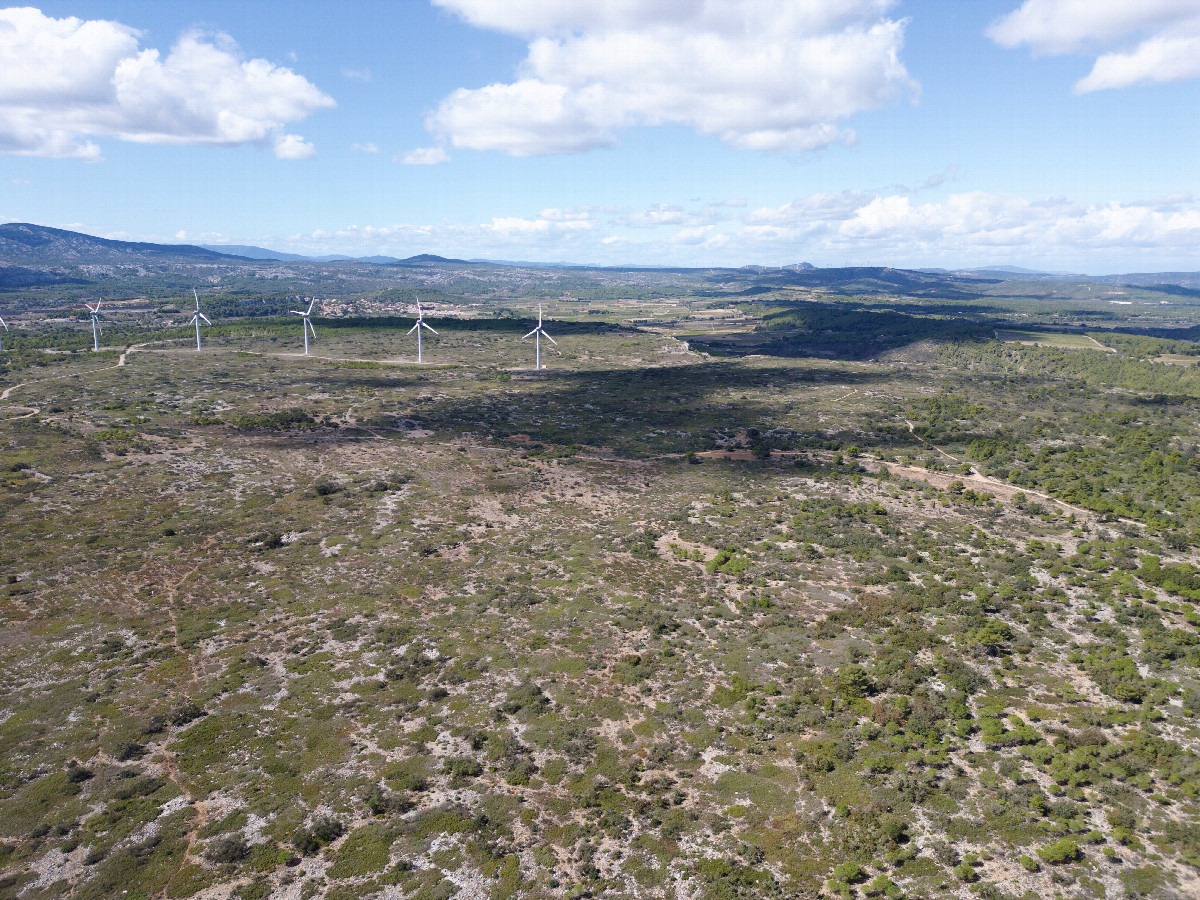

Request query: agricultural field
[
  {"left": 1, "top": 287, "right": 1200, "bottom": 900},
  {"left": 992, "top": 331, "right": 1111, "bottom": 351}
]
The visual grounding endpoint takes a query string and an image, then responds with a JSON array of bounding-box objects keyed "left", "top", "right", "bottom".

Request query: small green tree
[
  {"left": 831, "top": 862, "right": 867, "bottom": 884},
  {"left": 1037, "top": 839, "right": 1081, "bottom": 865},
  {"left": 836, "top": 664, "right": 874, "bottom": 699}
]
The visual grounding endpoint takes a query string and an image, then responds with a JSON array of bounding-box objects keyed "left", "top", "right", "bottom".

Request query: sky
[{"left": 3, "top": 0, "right": 1200, "bottom": 273}]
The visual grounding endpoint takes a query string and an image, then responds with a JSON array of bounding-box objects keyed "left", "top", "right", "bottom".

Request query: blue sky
[{"left": 3, "top": 0, "right": 1200, "bottom": 272}]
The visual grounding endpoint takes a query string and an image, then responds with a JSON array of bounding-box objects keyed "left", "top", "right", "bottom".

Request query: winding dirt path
[
  {"left": 888, "top": 418, "right": 1138, "bottom": 527},
  {"left": 0, "top": 348, "right": 138, "bottom": 401},
  {"left": 0, "top": 339, "right": 183, "bottom": 402},
  {"left": 0, "top": 406, "right": 39, "bottom": 419},
  {"left": 866, "top": 458, "right": 1095, "bottom": 517},
  {"left": 903, "top": 418, "right": 962, "bottom": 465}
]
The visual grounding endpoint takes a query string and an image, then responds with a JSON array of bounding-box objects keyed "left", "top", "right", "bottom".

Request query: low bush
[
  {"left": 1037, "top": 839, "right": 1082, "bottom": 865},
  {"left": 205, "top": 836, "right": 249, "bottom": 865}
]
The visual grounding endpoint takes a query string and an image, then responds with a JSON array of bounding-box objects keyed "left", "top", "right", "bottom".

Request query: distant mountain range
[
  {"left": 0, "top": 224, "right": 469, "bottom": 269},
  {"left": 199, "top": 244, "right": 468, "bottom": 266},
  {"left": 915, "top": 265, "right": 1079, "bottom": 277},
  {"left": 4, "top": 223, "right": 1200, "bottom": 292},
  {"left": 0, "top": 222, "right": 239, "bottom": 266},
  {"left": 196, "top": 244, "right": 311, "bottom": 262}
]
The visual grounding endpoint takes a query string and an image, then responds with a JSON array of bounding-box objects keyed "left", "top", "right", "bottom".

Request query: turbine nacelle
[{"left": 289, "top": 298, "right": 317, "bottom": 318}]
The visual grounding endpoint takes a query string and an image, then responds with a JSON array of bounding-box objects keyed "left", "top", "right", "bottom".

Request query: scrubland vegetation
[{"left": 1, "top": 273, "right": 1199, "bottom": 899}]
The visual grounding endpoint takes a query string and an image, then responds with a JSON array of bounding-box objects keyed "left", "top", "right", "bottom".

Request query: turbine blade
[
  {"left": 544, "top": 332, "right": 557, "bottom": 346},
  {"left": 423, "top": 323, "right": 438, "bottom": 334},
  {"left": 199, "top": 313, "right": 212, "bottom": 325},
  {"left": 290, "top": 310, "right": 305, "bottom": 316},
  {"left": 407, "top": 323, "right": 419, "bottom": 334},
  {"left": 193, "top": 288, "right": 200, "bottom": 309},
  {"left": 306, "top": 298, "right": 315, "bottom": 315},
  {"left": 523, "top": 329, "right": 538, "bottom": 339},
  {"left": 307, "top": 319, "right": 317, "bottom": 338}
]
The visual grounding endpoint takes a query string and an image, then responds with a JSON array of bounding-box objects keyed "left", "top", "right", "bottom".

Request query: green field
[{"left": 994, "top": 329, "right": 1110, "bottom": 350}]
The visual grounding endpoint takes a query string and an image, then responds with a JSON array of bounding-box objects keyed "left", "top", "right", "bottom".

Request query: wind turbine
[
  {"left": 0, "top": 313, "right": 7, "bottom": 351},
  {"left": 523, "top": 303, "right": 556, "bottom": 369},
  {"left": 186, "top": 289, "right": 212, "bottom": 351},
  {"left": 407, "top": 298, "right": 437, "bottom": 363},
  {"left": 83, "top": 299, "right": 102, "bottom": 351},
  {"left": 290, "top": 297, "right": 317, "bottom": 355}
]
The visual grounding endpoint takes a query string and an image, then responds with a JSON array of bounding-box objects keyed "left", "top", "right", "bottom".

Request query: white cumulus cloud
[
  {"left": 0, "top": 7, "right": 334, "bottom": 159},
  {"left": 275, "top": 134, "right": 316, "bottom": 160},
  {"left": 989, "top": 0, "right": 1200, "bottom": 91},
  {"left": 1075, "top": 33, "right": 1200, "bottom": 92},
  {"left": 427, "top": 0, "right": 917, "bottom": 156},
  {"left": 399, "top": 146, "right": 450, "bottom": 165},
  {"left": 620, "top": 204, "right": 685, "bottom": 228}
]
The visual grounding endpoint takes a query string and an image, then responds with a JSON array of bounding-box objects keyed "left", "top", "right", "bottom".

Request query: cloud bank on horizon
[
  {"left": 0, "top": 7, "right": 333, "bottom": 160},
  {"left": 255, "top": 190, "right": 1200, "bottom": 271}
]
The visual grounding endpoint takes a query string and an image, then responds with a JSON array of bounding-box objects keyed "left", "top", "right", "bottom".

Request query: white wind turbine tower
[
  {"left": 290, "top": 297, "right": 317, "bottom": 355},
  {"left": 0, "top": 313, "right": 7, "bottom": 351},
  {"left": 84, "top": 299, "right": 103, "bottom": 351},
  {"left": 407, "top": 297, "right": 437, "bottom": 363},
  {"left": 523, "top": 303, "right": 556, "bottom": 369},
  {"left": 186, "top": 289, "right": 212, "bottom": 351}
]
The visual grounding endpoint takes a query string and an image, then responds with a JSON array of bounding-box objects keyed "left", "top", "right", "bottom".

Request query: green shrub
[
  {"left": 365, "top": 787, "right": 414, "bottom": 817},
  {"left": 953, "top": 863, "right": 979, "bottom": 882},
  {"left": 1037, "top": 839, "right": 1081, "bottom": 865},
  {"left": 168, "top": 701, "right": 205, "bottom": 726},
  {"left": 836, "top": 665, "right": 875, "bottom": 699},
  {"left": 443, "top": 757, "right": 482, "bottom": 780},
  {"left": 234, "top": 407, "right": 315, "bottom": 430},
  {"left": 831, "top": 861, "right": 867, "bottom": 884},
  {"left": 864, "top": 874, "right": 901, "bottom": 897},
  {"left": 205, "top": 836, "right": 249, "bottom": 865},
  {"left": 707, "top": 548, "right": 750, "bottom": 576},
  {"left": 292, "top": 816, "right": 344, "bottom": 855},
  {"left": 498, "top": 682, "right": 550, "bottom": 716}
]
